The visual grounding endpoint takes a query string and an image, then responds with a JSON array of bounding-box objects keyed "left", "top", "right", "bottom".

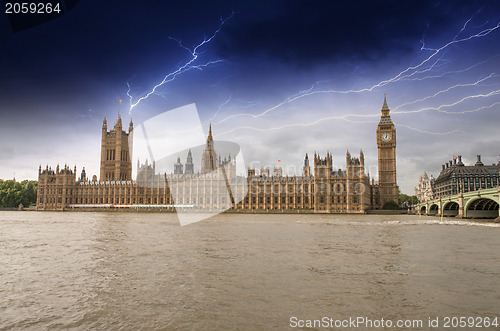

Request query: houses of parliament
[{"left": 36, "top": 96, "right": 398, "bottom": 212}]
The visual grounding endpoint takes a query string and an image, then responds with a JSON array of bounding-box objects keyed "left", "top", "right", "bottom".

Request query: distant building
[
  {"left": 37, "top": 96, "right": 399, "bottom": 212},
  {"left": 433, "top": 155, "right": 500, "bottom": 198},
  {"left": 414, "top": 172, "right": 435, "bottom": 202}
]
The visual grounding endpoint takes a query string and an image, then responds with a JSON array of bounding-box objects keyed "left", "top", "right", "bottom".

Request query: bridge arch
[
  {"left": 465, "top": 197, "right": 499, "bottom": 219},
  {"left": 428, "top": 204, "right": 439, "bottom": 216},
  {"left": 442, "top": 201, "right": 459, "bottom": 217},
  {"left": 420, "top": 206, "right": 426, "bottom": 214}
]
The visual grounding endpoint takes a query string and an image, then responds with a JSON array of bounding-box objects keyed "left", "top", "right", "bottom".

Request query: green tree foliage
[
  {"left": 398, "top": 194, "right": 418, "bottom": 205},
  {"left": 0, "top": 179, "right": 37, "bottom": 208},
  {"left": 383, "top": 200, "right": 400, "bottom": 210}
]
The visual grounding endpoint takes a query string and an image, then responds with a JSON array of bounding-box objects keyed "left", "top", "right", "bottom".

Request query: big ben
[{"left": 376, "top": 94, "right": 398, "bottom": 206}]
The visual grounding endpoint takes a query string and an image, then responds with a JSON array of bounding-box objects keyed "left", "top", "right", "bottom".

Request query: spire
[
  {"left": 185, "top": 149, "right": 194, "bottom": 174},
  {"left": 102, "top": 116, "right": 107, "bottom": 130},
  {"left": 201, "top": 123, "right": 217, "bottom": 174},
  {"left": 208, "top": 123, "right": 213, "bottom": 142},
  {"left": 382, "top": 93, "right": 389, "bottom": 110},
  {"left": 380, "top": 93, "right": 391, "bottom": 118}
]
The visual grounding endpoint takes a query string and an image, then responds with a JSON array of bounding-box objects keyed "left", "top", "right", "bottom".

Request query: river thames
[{"left": 1, "top": 212, "right": 499, "bottom": 330}]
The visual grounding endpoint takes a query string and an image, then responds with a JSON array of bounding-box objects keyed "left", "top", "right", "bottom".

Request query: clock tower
[{"left": 376, "top": 94, "right": 398, "bottom": 206}]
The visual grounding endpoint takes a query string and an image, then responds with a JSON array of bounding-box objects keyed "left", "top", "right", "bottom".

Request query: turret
[
  {"left": 326, "top": 151, "right": 332, "bottom": 166},
  {"left": 102, "top": 116, "right": 107, "bottom": 131},
  {"left": 114, "top": 114, "right": 122, "bottom": 132},
  {"left": 185, "top": 150, "right": 194, "bottom": 174},
  {"left": 475, "top": 155, "right": 484, "bottom": 166},
  {"left": 174, "top": 156, "right": 183, "bottom": 175},
  {"left": 303, "top": 153, "right": 311, "bottom": 176}
]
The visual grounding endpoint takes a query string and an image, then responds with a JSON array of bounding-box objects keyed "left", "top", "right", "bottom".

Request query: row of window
[
  {"left": 247, "top": 182, "right": 366, "bottom": 194},
  {"left": 241, "top": 195, "right": 359, "bottom": 205},
  {"left": 105, "top": 149, "right": 129, "bottom": 161}
]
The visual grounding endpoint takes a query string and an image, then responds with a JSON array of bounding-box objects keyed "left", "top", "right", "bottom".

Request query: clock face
[{"left": 381, "top": 132, "right": 392, "bottom": 142}]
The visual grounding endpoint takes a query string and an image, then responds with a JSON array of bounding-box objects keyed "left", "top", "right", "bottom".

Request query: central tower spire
[
  {"left": 201, "top": 123, "right": 217, "bottom": 174},
  {"left": 208, "top": 123, "right": 213, "bottom": 142}
]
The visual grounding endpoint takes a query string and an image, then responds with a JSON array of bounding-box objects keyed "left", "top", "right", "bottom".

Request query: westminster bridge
[{"left": 417, "top": 187, "right": 500, "bottom": 221}]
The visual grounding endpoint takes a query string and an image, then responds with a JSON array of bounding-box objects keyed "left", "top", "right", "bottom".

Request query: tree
[
  {"left": 398, "top": 193, "right": 418, "bottom": 206},
  {"left": 383, "top": 200, "right": 400, "bottom": 210},
  {"left": 0, "top": 179, "right": 37, "bottom": 207},
  {"left": 21, "top": 180, "right": 37, "bottom": 206}
]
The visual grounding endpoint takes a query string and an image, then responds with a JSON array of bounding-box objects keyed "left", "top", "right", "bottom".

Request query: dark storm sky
[{"left": 1, "top": 0, "right": 500, "bottom": 193}]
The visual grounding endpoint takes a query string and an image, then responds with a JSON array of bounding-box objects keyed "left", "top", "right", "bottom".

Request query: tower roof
[
  {"left": 381, "top": 93, "right": 389, "bottom": 111},
  {"left": 379, "top": 93, "right": 392, "bottom": 123}
]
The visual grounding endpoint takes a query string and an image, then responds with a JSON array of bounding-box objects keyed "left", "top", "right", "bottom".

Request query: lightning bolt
[
  {"left": 395, "top": 124, "right": 465, "bottom": 136},
  {"left": 397, "top": 55, "right": 500, "bottom": 82},
  {"left": 126, "top": 11, "right": 234, "bottom": 114},
  {"left": 393, "top": 73, "right": 496, "bottom": 111},
  {"left": 217, "top": 114, "right": 379, "bottom": 136},
  {"left": 217, "top": 115, "right": 462, "bottom": 137},
  {"left": 204, "top": 95, "right": 232, "bottom": 125},
  {"left": 213, "top": 18, "right": 500, "bottom": 126},
  {"left": 393, "top": 89, "right": 500, "bottom": 115}
]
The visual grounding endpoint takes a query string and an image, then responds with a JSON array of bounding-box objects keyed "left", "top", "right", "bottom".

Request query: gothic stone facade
[
  {"left": 37, "top": 97, "right": 398, "bottom": 212},
  {"left": 414, "top": 172, "right": 435, "bottom": 203}
]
